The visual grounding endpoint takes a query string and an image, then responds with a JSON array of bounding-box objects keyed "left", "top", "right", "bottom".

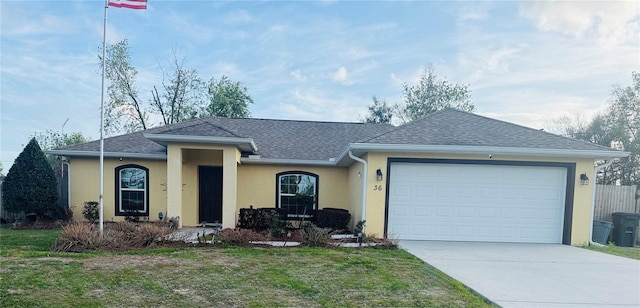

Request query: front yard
[
  {"left": 0, "top": 227, "right": 490, "bottom": 307},
  {"left": 583, "top": 244, "right": 640, "bottom": 260}
]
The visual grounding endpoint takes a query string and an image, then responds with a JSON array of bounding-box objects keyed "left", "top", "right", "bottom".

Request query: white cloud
[
  {"left": 332, "top": 66, "right": 351, "bottom": 85},
  {"left": 519, "top": 1, "right": 639, "bottom": 45},
  {"left": 167, "top": 12, "right": 215, "bottom": 43},
  {"left": 290, "top": 69, "right": 307, "bottom": 81},
  {"left": 278, "top": 88, "right": 365, "bottom": 122},
  {"left": 223, "top": 10, "right": 254, "bottom": 24}
]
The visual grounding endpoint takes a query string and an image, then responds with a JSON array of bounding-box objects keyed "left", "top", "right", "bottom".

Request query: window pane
[
  {"left": 121, "top": 168, "right": 146, "bottom": 189},
  {"left": 121, "top": 191, "right": 145, "bottom": 212},
  {"left": 297, "top": 176, "right": 316, "bottom": 196},
  {"left": 279, "top": 174, "right": 316, "bottom": 196}
]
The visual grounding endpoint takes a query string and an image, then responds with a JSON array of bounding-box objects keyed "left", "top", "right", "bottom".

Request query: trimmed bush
[
  {"left": 216, "top": 228, "right": 268, "bottom": 246},
  {"left": 82, "top": 201, "right": 99, "bottom": 223},
  {"left": 1, "top": 138, "right": 58, "bottom": 220},
  {"left": 238, "top": 207, "right": 287, "bottom": 230},
  {"left": 316, "top": 208, "right": 351, "bottom": 231}
]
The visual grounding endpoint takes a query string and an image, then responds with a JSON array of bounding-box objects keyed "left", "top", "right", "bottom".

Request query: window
[
  {"left": 276, "top": 171, "right": 318, "bottom": 219},
  {"left": 115, "top": 165, "right": 149, "bottom": 216}
]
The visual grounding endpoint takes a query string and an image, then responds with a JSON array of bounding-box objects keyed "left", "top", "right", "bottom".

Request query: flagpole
[{"left": 99, "top": 0, "right": 109, "bottom": 236}]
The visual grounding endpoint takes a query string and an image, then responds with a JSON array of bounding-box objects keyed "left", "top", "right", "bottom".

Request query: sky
[{"left": 1, "top": 0, "right": 639, "bottom": 170}]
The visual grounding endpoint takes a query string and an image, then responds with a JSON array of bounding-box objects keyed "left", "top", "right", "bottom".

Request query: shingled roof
[
  {"left": 363, "top": 109, "right": 615, "bottom": 151},
  {"left": 54, "top": 109, "right": 623, "bottom": 162},
  {"left": 57, "top": 117, "right": 396, "bottom": 161}
]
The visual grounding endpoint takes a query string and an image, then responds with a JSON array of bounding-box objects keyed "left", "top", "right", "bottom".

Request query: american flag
[{"left": 108, "top": 0, "right": 147, "bottom": 10}]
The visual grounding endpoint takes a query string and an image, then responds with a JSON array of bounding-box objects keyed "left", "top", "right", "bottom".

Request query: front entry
[{"left": 198, "top": 166, "right": 223, "bottom": 224}]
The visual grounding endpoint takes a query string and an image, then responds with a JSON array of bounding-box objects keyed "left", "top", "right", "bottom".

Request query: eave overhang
[
  {"left": 334, "top": 143, "right": 630, "bottom": 166},
  {"left": 46, "top": 150, "right": 167, "bottom": 160},
  {"left": 143, "top": 134, "right": 258, "bottom": 152}
]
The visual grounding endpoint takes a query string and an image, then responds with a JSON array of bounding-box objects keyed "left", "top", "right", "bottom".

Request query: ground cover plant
[
  {"left": 583, "top": 244, "right": 640, "bottom": 260},
  {"left": 0, "top": 226, "right": 491, "bottom": 307}
]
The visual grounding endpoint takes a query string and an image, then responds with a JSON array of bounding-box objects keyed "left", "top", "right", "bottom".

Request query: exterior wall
[
  {"left": 236, "top": 164, "right": 350, "bottom": 218},
  {"left": 67, "top": 148, "right": 597, "bottom": 245},
  {"left": 166, "top": 143, "right": 238, "bottom": 228},
  {"left": 68, "top": 157, "right": 167, "bottom": 222},
  {"left": 362, "top": 152, "right": 596, "bottom": 245},
  {"left": 348, "top": 162, "right": 365, "bottom": 231}
]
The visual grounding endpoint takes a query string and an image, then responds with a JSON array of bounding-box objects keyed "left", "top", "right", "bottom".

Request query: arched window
[
  {"left": 115, "top": 164, "right": 149, "bottom": 216},
  {"left": 276, "top": 171, "right": 318, "bottom": 219}
]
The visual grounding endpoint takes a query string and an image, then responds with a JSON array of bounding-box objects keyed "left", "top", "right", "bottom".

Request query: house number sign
[{"left": 373, "top": 185, "right": 383, "bottom": 191}]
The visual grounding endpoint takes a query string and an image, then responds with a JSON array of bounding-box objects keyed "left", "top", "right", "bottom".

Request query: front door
[{"left": 198, "top": 166, "right": 223, "bottom": 224}]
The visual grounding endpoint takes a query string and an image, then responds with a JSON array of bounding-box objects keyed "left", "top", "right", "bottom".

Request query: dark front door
[{"left": 198, "top": 166, "right": 223, "bottom": 224}]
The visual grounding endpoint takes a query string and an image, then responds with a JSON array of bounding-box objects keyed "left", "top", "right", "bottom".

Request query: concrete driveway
[{"left": 400, "top": 241, "right": 640, "bottom": 308}]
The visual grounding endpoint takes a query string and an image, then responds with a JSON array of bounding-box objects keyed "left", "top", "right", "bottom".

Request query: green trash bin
[
  {"left": 592, "top": 220, "right": 613, "bottom": 244},
  {"left": 611, "top": 212, "right": 640, "bottom": 247}
]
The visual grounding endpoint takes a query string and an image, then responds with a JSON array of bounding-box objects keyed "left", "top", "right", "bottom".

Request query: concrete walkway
[{"left": 400, "top": 241, "right": 640, "bottom": 308}]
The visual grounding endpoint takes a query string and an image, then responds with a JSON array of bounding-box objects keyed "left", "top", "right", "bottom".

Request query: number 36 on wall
[{"left": 373, "top": 185, "right": 383, "bottom": 191}]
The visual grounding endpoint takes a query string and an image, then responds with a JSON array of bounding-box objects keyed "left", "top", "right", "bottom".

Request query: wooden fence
[{"left": 594, "top": 184, "right": 639, "bottom": 244}]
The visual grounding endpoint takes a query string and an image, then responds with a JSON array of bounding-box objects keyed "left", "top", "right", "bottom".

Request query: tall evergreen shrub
[{"left": 1, "top": 138, "right": 59, "bottom": 220}]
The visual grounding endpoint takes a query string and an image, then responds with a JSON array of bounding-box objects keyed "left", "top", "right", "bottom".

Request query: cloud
[
  {"left": 277, "top": 88, "right": 366, "bottom": 122},
  {"left": 519, "top": 1, "right": 639, "bottom": 45},
  {"left": 223, "top": 10, "right": 254, "bottom": 24},
  {"left": 332, "top": 66, "right": 351, "bottom": 85},
  {"left": 166, "top": 12, "right": 216, "bottom": 43},
  {"left": 290, "top": 69, "right": 307, "bottom": 81}
]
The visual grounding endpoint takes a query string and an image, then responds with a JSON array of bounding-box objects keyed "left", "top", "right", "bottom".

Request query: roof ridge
[
  {"left": 157, "top": 120, "right": 241, "bottom": 138},
  {"left": 450, "top": 109, "right": 616, "bottom": 151}
]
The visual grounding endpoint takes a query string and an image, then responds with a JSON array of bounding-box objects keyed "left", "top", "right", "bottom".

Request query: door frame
[{"left": 198, "top": 166, "right": 223, "bottom": 224}]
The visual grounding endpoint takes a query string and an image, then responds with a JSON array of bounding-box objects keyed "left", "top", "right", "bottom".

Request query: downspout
[
  {"left": 589, "top": 160, "right": 614, "bottom": 246},
  {"left": 348, "top": 151, "right": 367, "bottom": 233}
]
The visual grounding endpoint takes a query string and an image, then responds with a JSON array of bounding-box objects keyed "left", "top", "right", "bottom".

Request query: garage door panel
[{"left": 388, "top": 163, "right": 566, "bottom": 243}]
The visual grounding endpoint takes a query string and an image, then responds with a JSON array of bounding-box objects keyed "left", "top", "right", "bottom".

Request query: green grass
[
  {"left": 0, "top": 227, "right": 491, "bottom": 307},
  {"left": 582, "top": 244, "right": 640, "bottom": 260}
]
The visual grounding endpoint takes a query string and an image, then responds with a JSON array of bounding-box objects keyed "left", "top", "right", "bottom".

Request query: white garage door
[{"left": 387, "top": 162, "right": 567, "bottom": 243}]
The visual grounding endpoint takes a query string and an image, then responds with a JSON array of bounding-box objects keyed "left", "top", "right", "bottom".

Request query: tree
[
  {"left": 150, "top": 51, "right": 206, "bottom": 125},
  {"left": 203, "top": 76, "right": 253, "bottom": 118},
  {"left": 35, "top": 130, "right": 88, "bottom": 170},
  {"left": 0, "top": 162, "right": 4, "bottom": 177},
  {"left": 548, "top": 72, "right": 640, "bottom": 185},
  {"left": 102, "top": 39, "right": 149, "bottom": 134},
  {"left": 600, "top": 71, "right": 640, "bottom": 185},
  {"left": 362, "top": 96, "right": 393, "bottom": 124},
  {"left": 101, "top": 40, "right": 252, "bottom": 134},
  {"left": 1, "top": 138, "right": 59, "bottom": 220},
  {"left": 397, "top": 65, "right": 474, "bottom": 123}
]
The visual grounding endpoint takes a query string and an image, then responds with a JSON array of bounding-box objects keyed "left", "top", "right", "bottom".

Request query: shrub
[
  {"left": 238, "top": 208, "right": 287, "bottom": 230},
  {"left": 316, "top": 208, "right": 351, "bottom": 230},
  {"left": 54, "top": 221, "right": 175, "bottom": 252},
  {"left": 354, "top": 220, "right": 366, "bottom": 235},
  {"left": 216, "top": 228, "right": 268, "bottom": 246},
  {"left": 82, "top": 201, "right": 99, "bottom": 223},
  {"left": 300, "top": 222, "right": 332, "bottom": 247},
  {"left": 1, "top": 138, "right": 58, "bottom": 220},
  {"left": 54, "top": 222, "right": 103, "bottom": 252},
  {"left": 269, "top": 214, "right": 287, "bottom": 238}
]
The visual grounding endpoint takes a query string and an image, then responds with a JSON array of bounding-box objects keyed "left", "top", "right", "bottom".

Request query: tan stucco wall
[
  {"left": 237, "top": 164, "right": 350, "bottom": 215},
  {"left": 166, "top": 144, "right": 239, "bottom": 227},
  {"left": 68, "top": 157, "right": 167, "bottom": 222},
  {"left": 68, "top": 148, "right": 598, "bottom": 245},
  {"left": 358, "top": 152, "right": 596, "bottom": 245}
]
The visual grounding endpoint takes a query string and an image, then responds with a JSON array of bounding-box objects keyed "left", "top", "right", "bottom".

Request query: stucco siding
[
  {"left": 236, "top": 164, "right": 350, "bottom": 216},
  {"left": 68, "top": 157, "right": 167, "bottom": 222}
]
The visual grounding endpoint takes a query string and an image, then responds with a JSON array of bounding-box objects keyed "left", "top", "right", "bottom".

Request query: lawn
[
  {"left": 0, "top": 227, "right": 491, "bottom": 307},
  {"left": 583, "top": 244, "right": 640, "bottom": 260}
]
